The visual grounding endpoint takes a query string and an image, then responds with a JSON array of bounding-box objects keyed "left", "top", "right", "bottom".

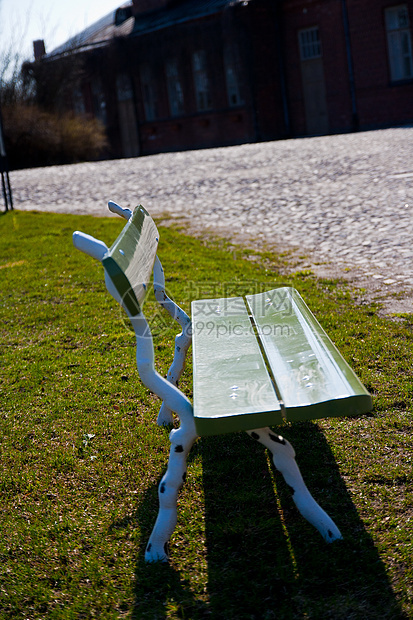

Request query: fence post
[{"left": 0, "top": 103, "right": 13, "bottom": 212}]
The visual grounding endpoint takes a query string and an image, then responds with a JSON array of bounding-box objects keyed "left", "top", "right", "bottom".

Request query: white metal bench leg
[
  {"left": 156, "top": 327, "right": 191, "bottom": 426},
  {"left": 128, "top": 313, "right": 198, "bottom": 562},
  {"left": 247, "top": 428, "right": 342, "bottom": 542},
  {"left": 145, "top": 420, "right": 198, "bottom": 562}
]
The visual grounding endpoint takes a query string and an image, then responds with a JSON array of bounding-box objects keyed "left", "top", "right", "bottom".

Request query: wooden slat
[
  {"left": 246, "top": 287, "right": 372, "bottom": 422},
  {"left": 192, "top": 296, "right": 282, "bottom": 436},
  {"left": 102, "top": 205, "right": 159, "bottom": 316}
]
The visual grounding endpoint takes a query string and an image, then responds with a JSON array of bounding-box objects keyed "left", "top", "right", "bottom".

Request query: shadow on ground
[{"left": 130, "top": 423, "right": 405, "bottom": 619}]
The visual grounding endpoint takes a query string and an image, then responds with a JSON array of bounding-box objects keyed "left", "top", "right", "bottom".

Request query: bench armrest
[
  {"left": 72, "top": 231, "right": 108, "bottom": 261},
  {"left": 108, "top": 200, "right": 133, "bottom": 221}
]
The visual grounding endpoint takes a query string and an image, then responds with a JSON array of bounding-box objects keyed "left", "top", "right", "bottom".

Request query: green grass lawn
[{"left": 0, "top": 210, "right": 412, "bottom": 619}]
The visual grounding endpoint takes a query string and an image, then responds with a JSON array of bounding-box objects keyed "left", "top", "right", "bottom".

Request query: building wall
[
  {"left": 347, "top": 0, "right": 413, "bottom": 128},
  {"left": 236, "top": 1, "right": 287, "bottom": 141},
  {"left": 56, "top": 0, "right": 413, "bottom": 158},
  {"left": 125, "top": 11, "right": 258, "bottom": 155},
  {"left": 283, "top": 0, "right": 413, "bottom": 135},
  {"left": 283, "top": 0, "right": 355, "bottom": 135}
]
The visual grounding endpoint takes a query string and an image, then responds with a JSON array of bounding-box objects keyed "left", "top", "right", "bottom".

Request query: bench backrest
[
  {"left": 246, "top": 288, "right": 372, "bottom": 422},
  {"left": 102, "top": 205, "right": 159, "bottom": 316},
  {"left": 192, "top": 287, "right": 372, "bottom": 435},
  {"left": 73, "top": 203, "right": 194, "bottom": 429}
]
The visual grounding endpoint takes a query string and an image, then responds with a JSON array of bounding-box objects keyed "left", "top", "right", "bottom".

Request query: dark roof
[
  {"left": 47, "top": 3, "right": 134, "bottom": 58},
  {"left": 46, "top": 0, "right": 244, "bottom": 59},
  {"left": 131, "top": 0, "right": 244, "bottom": 36}
]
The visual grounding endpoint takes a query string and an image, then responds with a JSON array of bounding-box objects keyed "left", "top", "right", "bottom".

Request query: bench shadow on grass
[
  {"left": 131, "top": 422, "right": 405, "bottom": 619},
  {"left": 201, "top": 423, "right": 406, "bottom": 620}
]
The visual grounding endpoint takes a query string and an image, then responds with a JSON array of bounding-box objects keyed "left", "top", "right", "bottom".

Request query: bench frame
[{"left": 73, "top": 202, "right": 372, "bottom": 563}]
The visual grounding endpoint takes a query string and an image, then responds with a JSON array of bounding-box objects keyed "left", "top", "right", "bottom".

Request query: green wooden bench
[{"left": 73, "top": 202, "right": 372, "bottom": 563}]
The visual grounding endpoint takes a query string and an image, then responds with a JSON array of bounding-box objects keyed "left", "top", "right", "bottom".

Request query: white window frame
[
  {"left": 192, "top": 50, "right": 212, "bottom": 111},
  {"left": 166, "top": 59, "right": 185, "bottom": 117},
  {"left": 298, "top": 27, "right": 322, "bottom": 61},
  {"left": 385, "top": 5, "right": 413, "bottom": 81}
]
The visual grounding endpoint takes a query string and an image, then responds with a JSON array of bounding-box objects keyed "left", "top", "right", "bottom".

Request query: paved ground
[{"left": 9, "top": 126, "right": 413, "bottom": 315}]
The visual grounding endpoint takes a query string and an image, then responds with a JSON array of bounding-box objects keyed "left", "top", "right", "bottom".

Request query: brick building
[{"left": 32, "top": 0, "right": 413, "bottom": 158}]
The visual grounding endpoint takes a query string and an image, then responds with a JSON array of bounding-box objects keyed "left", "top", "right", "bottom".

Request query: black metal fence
[{"left": 0, "top": 104, "right": 13, "bottom": 212}]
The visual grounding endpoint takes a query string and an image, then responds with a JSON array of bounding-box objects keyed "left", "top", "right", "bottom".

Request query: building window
[
  {"left": 166, "top": 60, "right": 184, "bottom": 117},
  {"left": 140, "top": 64, "right": 159, "bottom": 121},
  {"left": 299, "top": 27, "right": 322, "bottom": 60},
  {"left": 192, "top": 50, "right": 212, "bottom": 111},
  {"left": 72, "top": 87, "right": 86, "bottom": 116},
  {"left": 385, "top": 5, "right": 413, "bottom": 81},
  {"left": 116, "top": 74, "right": 133, "bottom": 102},
  {"left": 224, "top": 45, "right": 245, "bottom": 107},
  {"left": 91, "top": 79, "right": 107, "bottom": 125}
]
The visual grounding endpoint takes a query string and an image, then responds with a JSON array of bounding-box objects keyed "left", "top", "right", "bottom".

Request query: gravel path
[{"left": 9, "top": 126, "right": 413, "bottom": 315}]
